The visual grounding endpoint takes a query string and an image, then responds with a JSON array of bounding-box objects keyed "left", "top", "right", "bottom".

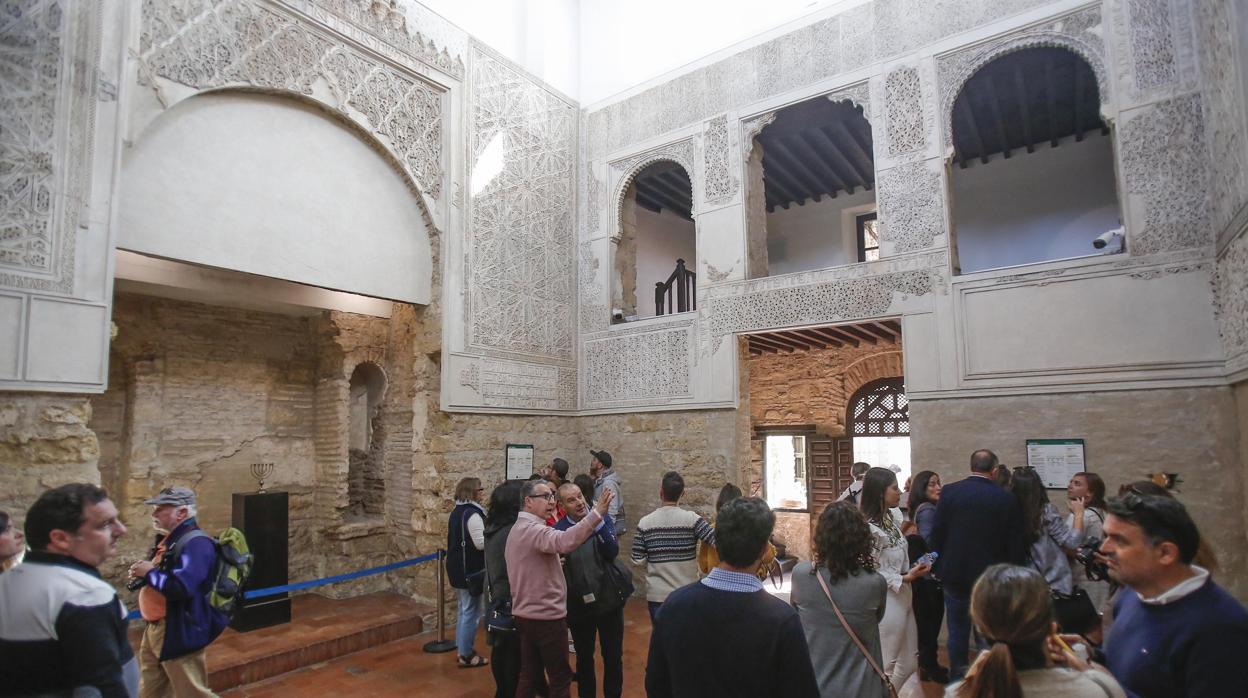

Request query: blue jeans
[
  {"left": 944, "top": 584, "right": 972, "bottom": 681},
  {"left": 456, "top": 587, "right": 484, "bottom": 657}
]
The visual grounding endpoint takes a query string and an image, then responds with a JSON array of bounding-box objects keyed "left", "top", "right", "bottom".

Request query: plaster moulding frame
[
  {"left": 131, "top": 0, "right": 452, "bottom": 224},
  {"left": 607, "top": 138, "right": 699, "bottom": 244}
]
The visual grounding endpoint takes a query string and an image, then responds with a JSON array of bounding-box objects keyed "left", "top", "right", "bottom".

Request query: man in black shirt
[{"left": 645, "top": 496, "right": 818, "bottom": 698}]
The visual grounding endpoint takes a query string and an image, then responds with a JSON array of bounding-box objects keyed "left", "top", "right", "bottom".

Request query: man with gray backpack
[{"left": 128, "top": 487, "right": 251, "bottom": 697}]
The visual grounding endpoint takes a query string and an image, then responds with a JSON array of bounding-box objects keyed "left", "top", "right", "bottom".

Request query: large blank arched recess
[
  {"left": 613, "top": 160, "right": 696, "bottom": 322},
  {"left": 118, "top": 91, "right": 432, "bottom": 304},
  {"left": 949, "top": 47, "right": 1122, "bottom": 274},
  {"left": 749, "top": 98, "right": 876, "bottom": 279}
]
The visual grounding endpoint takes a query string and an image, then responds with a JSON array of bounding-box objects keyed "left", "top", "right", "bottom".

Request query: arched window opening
[
  {"left": 749, "top": 98, "right": 876, "bottom": 278},
  {"left": 950, "top": 47, "right": 1122, "bottom": 274},
  {"left": 847, "top": 377, "right": 911, "bottom": 484},
  {"left": 347, "top": 362, "right": 386, "bottom": 520},
  {"left": 613, "top": 160, "right": 696, "bottom": 322}
]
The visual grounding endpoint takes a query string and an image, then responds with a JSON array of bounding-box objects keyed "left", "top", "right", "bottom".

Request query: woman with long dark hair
[
  {"left": 1009, "top": 467, "right": 1084, "bottom": 595},
  {"left": 792, "top": 502, "right": 889, "bottom": 698},
  {"left": 906, "top": 470, "right": 947, "bottom": 683},
  {"left": 484, "top": 480, "right": 532, "bottom": 698},
  {"left": 697, "top": 483, "right": 775, "bottom": 577},
  {"left": 0, "top": 510, "right": 25, "bottom": 573},
  {"left": 951, "top": 564, "right": 1125, "bottom": 698},
  {"left": 860, "top": 467, "right": 930, "bottom": 691}
]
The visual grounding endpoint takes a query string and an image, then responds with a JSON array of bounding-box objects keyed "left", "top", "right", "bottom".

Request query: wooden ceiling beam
[
  {"left": 633, "top": 190, "right": 664, "bottom": 213},
  {"left": 767, "top": 138, "right": 835, "bottom": 201},
  {"left": 1044, "top": 56, "right": 1060, "bottom": 148},
  {"left": 635, "top": 182, "right": 690, "bottom": 219},
  {"left": 957, "top": 96, "right": 989, "bottom": 165},
  {"left": 655, "top": 171, "right": 694, "bottom": 201},
  {"left": 762, "top": 175, "right": 800, "bottom": 210},
  {"left": 792, "top": 328, "right": 843, "bottom": 348},
  {"left": 747, "top": 338, "right": 779, "bottom": 354},
  {"left": 769, "top": 331, "right": 817, "bottom": 351},
  {"left": 982, "top": 75, "right": 1011, "bottom": 159},
  {"left": 749, "top": 334, "right": 798, "bottom": 353},
  {"left": 831, "top": 122, "right": 876, "bottom": 184},
  {"left": 816, "top": 326, "right": 861, "bottom": 347},
  {"left": 762, "top": 156, "right": 814, "bottom": 206},
  {"left": 647, "top": 175, "right": 694, "bottom": 213},
  {"left": 1012, "top": 66, "right": 1035, "bottom": 154},
  {"left": 881, "top": 319, "right": 902, "bottom": 335},
  {"left": 805, "top": 327, "right": 850, "bottom": 347},
  {"left": 810, "top": 127, "right": 864, "bottom": 193},
  {"left": 856, "top": 322, "right": 896, "bottom": 343},
  {"left": 795, "top": 131, "right": 851, "bottom": 194},
  {"left": 837, "top": 325, "right": 879, "bottom": 345}
]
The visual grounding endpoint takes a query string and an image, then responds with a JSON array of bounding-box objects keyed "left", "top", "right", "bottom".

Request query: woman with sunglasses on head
[
  {"left": 860, "top": 467, "right": 931, "bottom": 692},
  {"left": 949, "top": 563, "right": 1125, "bottom": 698}
]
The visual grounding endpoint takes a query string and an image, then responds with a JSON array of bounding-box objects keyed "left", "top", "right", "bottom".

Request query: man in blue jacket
[
  {"left": 927, "top": 449, "right": 1024, "bottom": 680},
  {"left": 129, "top": 486, "right": 223, "bottom": 697}
]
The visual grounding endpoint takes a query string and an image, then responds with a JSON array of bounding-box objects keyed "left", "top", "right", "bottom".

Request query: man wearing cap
[
  {"left": 128, "top": 487, "right": 223, "bottom": 697},
  {"left": 590, "top": 450, "right": 626, "bottom": 536}
]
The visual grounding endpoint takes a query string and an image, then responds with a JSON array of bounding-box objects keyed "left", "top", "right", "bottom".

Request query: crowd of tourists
[{"left": 461, "top": 448, "right": 1248, "bottom": 698}]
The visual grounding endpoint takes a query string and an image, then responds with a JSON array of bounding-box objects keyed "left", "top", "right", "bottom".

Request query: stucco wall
[{"left": 909, "top": 387, "right": 1248, "bottom": 602}]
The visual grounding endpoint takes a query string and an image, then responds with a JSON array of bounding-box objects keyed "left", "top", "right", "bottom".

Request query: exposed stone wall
[
  {"left": 749, "top": 343, "right": 903, "bottom": 435},
  {"left": 909, "top": 387, "right": 1248, "bottom": 602}
]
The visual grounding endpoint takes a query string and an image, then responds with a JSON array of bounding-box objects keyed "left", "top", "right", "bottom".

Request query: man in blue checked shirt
[{"left": 644, "top": 496, "right": 819, "bottom": 698}]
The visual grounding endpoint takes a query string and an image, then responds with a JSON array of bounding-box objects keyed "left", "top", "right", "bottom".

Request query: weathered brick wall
[{"left": 910, "top": 387, "right": 1248, "bottom": 602}]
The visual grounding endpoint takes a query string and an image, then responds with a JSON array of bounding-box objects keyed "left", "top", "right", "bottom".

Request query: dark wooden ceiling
[
  {"left": 746, "top": 319, "right": 900, "bottom": 355},
  {"left": 757, "top": 99, "right": 874, "bottom": 213},
  {"left": 952, "top": 46, "right": 1106, "bottom": 168},
  {"left": 631, "top": 161, "right": 693, "bottom": 220}
]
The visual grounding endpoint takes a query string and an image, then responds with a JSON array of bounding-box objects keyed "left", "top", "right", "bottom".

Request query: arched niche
[
  {"left": 947, "top": 47, "right": 1122, "bottom": 274},
  {"left": 747, "top": 98, "right": 877, "bottom": 279},
  {"left": 347, "top": 361, "right": 386, "bottom": 520},
  {"left": 613, "top": 159, "right": 696, "bottom": 322},
  {"left": 118, "top": 91, "right": 433, "bottom": 304}
]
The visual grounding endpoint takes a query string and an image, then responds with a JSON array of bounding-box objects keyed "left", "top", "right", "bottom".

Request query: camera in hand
[
  {"left": 1074, "top": 538, "right": 1110, "bottom": 582},
  {"left": 126, "top": 575, "right": 147, "bottom": 591}
]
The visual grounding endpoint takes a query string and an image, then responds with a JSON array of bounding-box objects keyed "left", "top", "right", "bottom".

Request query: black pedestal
[{"left": 231, "top": 491, "right": 291, "bottom": 632}]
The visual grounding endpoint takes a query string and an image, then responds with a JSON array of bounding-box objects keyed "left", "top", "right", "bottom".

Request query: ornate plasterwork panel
[
  {"left": 284, "top": 0, "right": 465, "bottom": 79},
  {"left": 827, "top": 82, "right": 871, "bottom": 120},
  {"left": 1215, "top": 230, "right": 1248, "bottom": 374},
  {"left": 138, "top": 0, "right": 444, "bottom": 199},
  {"left": 1119, "top": 94, "right": 1209, "bottom": 256},
  {"left": 876, "top": 161, "right": 945, "bottom": 254},
  {"left": 1194, "top": 0, "right": 1247, "bottom": 239},
  {"left": 582, "top": 324, "right": 694, "bottom": 408},
  {"left": 702, "top": 115, "right": 738, "bottom": 206},
  {"left": 936, "top": 5, "right": 1108, "bottom": 150},
  {"left": 700, "top": 251, "right": 945, "bottom": 353},
  {"left": 458, "top": 359, "right": 576, "bottom": 410},
  {"left": 0, "top": 0, "right": 98, "bottom": 293},
  {"left": 884, "top": 67, "right": 925, "bottom": 157},
  {"left": 466, "top": 42, "right": 576, "bottom": 364},
  {"left": 1108, "top": 0, "right": 1198, "bottom": 104},
  {"left": 578, "top": 242, "right": 607, "bottom": 334}
]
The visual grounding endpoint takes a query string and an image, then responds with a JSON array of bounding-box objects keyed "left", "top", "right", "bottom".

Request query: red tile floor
[{"left": 222, "top": 596, "right": 945, "bottom": 697}]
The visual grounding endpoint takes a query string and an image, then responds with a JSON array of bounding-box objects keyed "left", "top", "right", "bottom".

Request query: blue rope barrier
[{"left": 125, "top": 550, "right": 441, "bottom": 622}]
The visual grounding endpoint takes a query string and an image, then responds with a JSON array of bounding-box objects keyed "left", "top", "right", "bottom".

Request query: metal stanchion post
[{"left": 423, "top": 548, "right": 457, "bottom": 653}]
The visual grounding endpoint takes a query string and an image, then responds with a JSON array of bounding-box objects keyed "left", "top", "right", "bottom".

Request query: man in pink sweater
[{"left": 506, "top": 477, "right": 614, "bottom": 698}]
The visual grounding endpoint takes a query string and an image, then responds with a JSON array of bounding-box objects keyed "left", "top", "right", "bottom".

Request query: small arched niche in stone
[
  {"left": 347, "top": 362, "right": 386, "bottom": 520},
  {"left": 613, "top": 160, "right": 696, "bottom": 322},
  {"left": 748, "top": 98, "right": 877, "bottom": 279},
  {"left": 948, "top": 47, "right": 1122, "bottom": 274}
]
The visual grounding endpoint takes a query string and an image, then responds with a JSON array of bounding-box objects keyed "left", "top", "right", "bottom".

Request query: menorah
[{"left": 250, "top": 462, "right": 275, "bottom": 493}]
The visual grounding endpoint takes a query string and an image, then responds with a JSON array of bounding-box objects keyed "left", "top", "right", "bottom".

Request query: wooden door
[{"left": 808, "top": 436, "right": 853, "bottom": 535}]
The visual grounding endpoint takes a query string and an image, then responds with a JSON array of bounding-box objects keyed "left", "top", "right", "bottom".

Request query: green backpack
[{"left": 172, "top": 527, "right": 254, "bottom": 616}]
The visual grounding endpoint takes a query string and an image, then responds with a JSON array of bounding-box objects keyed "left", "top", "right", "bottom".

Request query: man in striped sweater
[{"left": 631, "top": 471, "right": 715, "bottom": 622}]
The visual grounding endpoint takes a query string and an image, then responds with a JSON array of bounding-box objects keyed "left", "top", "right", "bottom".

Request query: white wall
[
  {"left": 634, "top": 206, "right": 696, "bottom": 318},
  {"left": 119, "top": 93, "right": 432, "bottom": 304},
  {"left": 951, "top": 132, "right": 1121, "bottom": 274},
  {"left": 578, "top": 0, "right": 849, "bottom": 105},
  {"left": 419, "top": 0, "right": 579, "bottom": 97},
  {"left": 766, "top": 189, "right": 877, "bottom": 275}
]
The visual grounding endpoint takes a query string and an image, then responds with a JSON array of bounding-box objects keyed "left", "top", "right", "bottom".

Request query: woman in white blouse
[{"left": 860, "top": 467, "right": 932, "bottom": 691}]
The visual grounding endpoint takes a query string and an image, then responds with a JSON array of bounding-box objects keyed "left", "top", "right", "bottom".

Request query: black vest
[{"left": 447, "top": 502, "right": 485, "bottom": 588}]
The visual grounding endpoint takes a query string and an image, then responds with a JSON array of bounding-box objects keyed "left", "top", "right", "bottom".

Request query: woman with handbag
[
  {"left": 448, "top": 477, "right": 489, "bottom": 668},
  {"left": 791, "top": 501, "right": 892, "bottom": 698},
  {"left": 1009, "top": 467, "right": 1094, "bottom": 634},
  {"left": 949, "top": 564, "right": 1126, "bottom": 698},
  {"left": 860, "top": 467, "right": 931, "bottom": 693},
  {"left": 1065, "top": 473, "right": 1113, "bottom": 613}
]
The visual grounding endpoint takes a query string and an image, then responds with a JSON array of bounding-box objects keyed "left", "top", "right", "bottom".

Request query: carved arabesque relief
[
  {"left": 0, "top": 0, "right": 98, "bottom": 293},
  {"left": 610, "top": 139, "right": 697, "bottom": 241},
  {"left": 1194, "top": 0, "right": 1247, "bottom": 240},
  {"left": 290, "top": 0, "right": 465, "bottom": 79},
  {"left": 578, "top": 242, "right": 607, "bottom": 334},
  {"left": 884, "top": 66, "right": 925, "bottom": 157},
  {"left": 457, "top": 358, "right": 576, "bottom": 410},
  {"left": 467, "top": 43, "right": 576, "bottom": 364},
  {"left": 1215, "top": 230, "right": 1248, "bottom": 368},
  {"left": 876, "top": 161, "right": 945, "bottom": 254},
  {"left": 1119, "top": 94, "right": 1209, "bottom": 256},
  {"left": 138, "top": 0, "right": 444, "bottom": 199},
  {"left": 936, "top": 5, "right": 1109, "bottom": 151},
  {"left": 703, "top": 115, "right": 738, "bottom": 206},
  {"left": 583, "top": 326, "right": 693, "bottom": 408}
]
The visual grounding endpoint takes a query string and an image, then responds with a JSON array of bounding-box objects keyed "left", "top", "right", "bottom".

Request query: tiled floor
[{"left": 222, "top": 595, "right": 946, "bottom": 697}]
